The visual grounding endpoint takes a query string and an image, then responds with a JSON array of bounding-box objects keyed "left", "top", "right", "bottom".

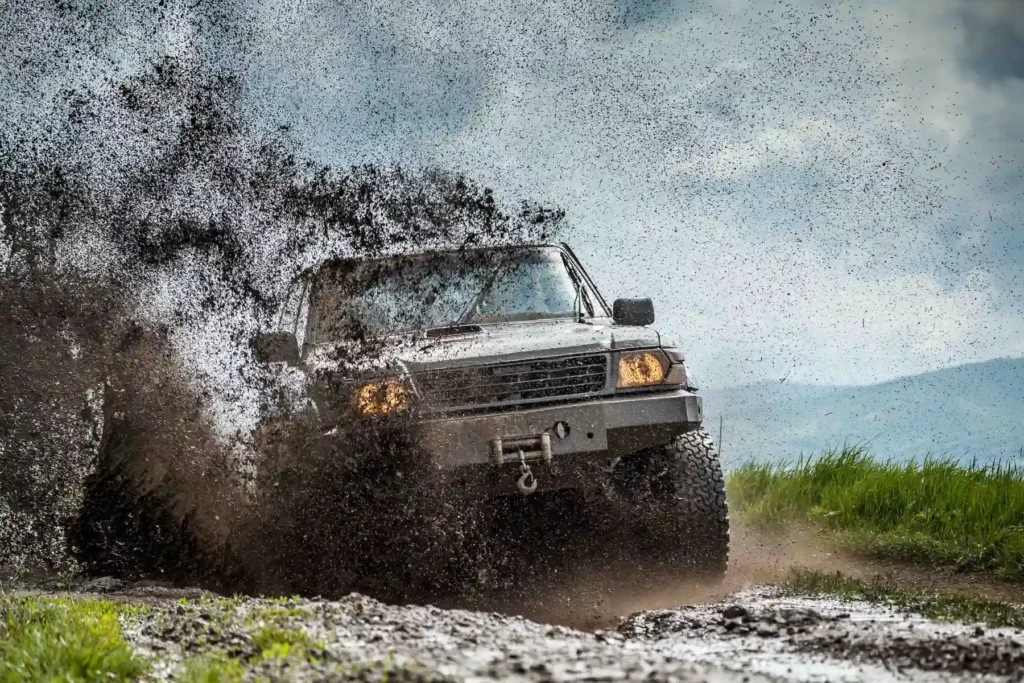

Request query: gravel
[{"left": 103, "top": 585, "right": 1024, "bottom": 682}]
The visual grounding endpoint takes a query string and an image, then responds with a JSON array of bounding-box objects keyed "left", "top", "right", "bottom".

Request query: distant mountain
[{"left": 701, "top": 358, "right": 1024, "bottom": 467}]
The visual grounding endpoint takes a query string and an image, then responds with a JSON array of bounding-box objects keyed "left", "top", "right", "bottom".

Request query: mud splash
[{"left": 0, "top": 39, "right": 561, "bottom": 595}]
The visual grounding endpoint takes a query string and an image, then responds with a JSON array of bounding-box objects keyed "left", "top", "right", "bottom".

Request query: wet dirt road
[
  {"left": 29, "top": 521, "right": 1018, "bottom": 681},
  {"left": 621, "top": 589, "right": 1024, "bottom": 682},
  {"left": 82, "top": 579, "right": 1023, "bottom": 682}
]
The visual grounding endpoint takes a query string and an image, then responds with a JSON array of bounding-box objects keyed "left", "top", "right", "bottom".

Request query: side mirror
[
  {"left": 252, "top": 331, "right": 300, "bottom": 365},
  {"left": 613, "top": 298, "right": 655, "bottom": 326}
]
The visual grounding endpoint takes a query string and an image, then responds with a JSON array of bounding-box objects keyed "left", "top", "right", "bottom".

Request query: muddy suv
[{"left": 253, "top": 243, "right": 729, "bottom": 575}]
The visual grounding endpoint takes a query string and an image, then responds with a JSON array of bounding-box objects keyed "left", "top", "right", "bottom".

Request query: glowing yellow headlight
[
  {"left": 617, "top": 351, "right": 667, "bottom": 388},
  {"left": 354, "top": 378, "right": 409, "bottom": 415}
]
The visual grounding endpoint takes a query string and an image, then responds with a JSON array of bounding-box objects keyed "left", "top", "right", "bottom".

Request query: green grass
[
  {"left": 0, "top": 593, "right": 329, "bottom": 682},
  {"left": 783, "top": 570, "right": 1024, "bottom": 628},
  {"left": 251, "top": 624, "right": 318, "bottom": 661},
  {"left": 179, "top": 655, "right": 245, "bottom": 683},
  {"left": 0, "top": 595, "right": 149, "bottom": 682},
  {"left": 727, "top": 447, "right": 1024, "bottom": 579}
]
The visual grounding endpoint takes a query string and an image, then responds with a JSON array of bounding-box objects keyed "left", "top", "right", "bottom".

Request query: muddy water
[
  {"left": 621, "top": 589, "right": 1024, "bottom": 682},
  {"left": 441, "top": 522, "right": 1024, "bottom": 633},
  {"left": 57, "top": 579, "right": 1019, "bottom": 682}
]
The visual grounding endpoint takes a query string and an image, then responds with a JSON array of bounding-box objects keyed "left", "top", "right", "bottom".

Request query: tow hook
[{"left": 517, "top": 448, "right": 537, "bottom": 495}]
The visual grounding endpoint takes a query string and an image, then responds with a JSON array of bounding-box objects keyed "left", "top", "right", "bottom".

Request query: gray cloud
[{"left": 960, "top": 1, "right": 1024, "bottom": 82}]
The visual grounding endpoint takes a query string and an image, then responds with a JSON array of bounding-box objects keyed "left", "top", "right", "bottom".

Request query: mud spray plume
[{"left": 0, "top": 49, "right": 562, "bottom": 595}]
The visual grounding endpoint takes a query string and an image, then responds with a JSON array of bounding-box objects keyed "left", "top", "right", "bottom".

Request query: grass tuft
[
  {"left": 727, "top": 447, "right": 1024, "bottom": 578},
  {"left": 0, "top": 595, "right": 148, "bottom": 682},
  {"left": 783, "top": 570, "right": 1024, "bottom": 628},
  {"left": 179, "top": 655, "right": 245, "bottom": 683},
  {"left": 252, "top": 624, "right": 318, "bottom": 661}
]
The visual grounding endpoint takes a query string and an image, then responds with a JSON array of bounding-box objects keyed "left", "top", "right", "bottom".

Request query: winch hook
[{"left": 517, "top": 448, "right": 537, "bottom": 495}]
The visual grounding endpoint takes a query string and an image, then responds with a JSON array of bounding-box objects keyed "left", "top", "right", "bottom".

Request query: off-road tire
[
  {"left": 609, "top": 427, "right": 730, "bottom": 580},
  {"left": 70, "top": 405, "right": 207, "bottom": 581}
]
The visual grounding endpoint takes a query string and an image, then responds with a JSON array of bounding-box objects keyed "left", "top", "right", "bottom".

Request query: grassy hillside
[
  {"left": 727, "top": 447, "right": 1024, "bottom": 579},
  {"left": 704, "top": 357, "right": 1024, "bottom": 467}
]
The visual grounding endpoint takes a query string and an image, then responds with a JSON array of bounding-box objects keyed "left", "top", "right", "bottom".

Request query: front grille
[{"left": 414, "top": 354, "right": 608, "bottom": 409}]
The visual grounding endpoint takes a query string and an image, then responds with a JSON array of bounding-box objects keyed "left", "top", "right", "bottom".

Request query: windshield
[{"left": 309, "top": 248, "right": 592, "bottom": 340}]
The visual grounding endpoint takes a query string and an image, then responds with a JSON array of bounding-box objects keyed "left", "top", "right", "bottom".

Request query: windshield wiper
[{"left": 424, "top": 323, "right": 483, "bottom": 338}]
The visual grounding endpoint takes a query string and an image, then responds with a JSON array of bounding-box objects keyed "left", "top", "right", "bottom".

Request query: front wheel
[{"left": 609, "top": 427, "right": 730, "bottom": 580}]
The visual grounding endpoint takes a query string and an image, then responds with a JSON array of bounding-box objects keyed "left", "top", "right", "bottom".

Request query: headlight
[
  {"left": 354, "top": 378, "right": 409, "bottom": 415},
  {"left": 617, "top": 350, "right": 670, "bottom": 388}
]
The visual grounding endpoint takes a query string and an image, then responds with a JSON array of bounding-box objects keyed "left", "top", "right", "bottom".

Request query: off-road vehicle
[{"left": 253, "top": 243, "right": 729, "bottom": 576}]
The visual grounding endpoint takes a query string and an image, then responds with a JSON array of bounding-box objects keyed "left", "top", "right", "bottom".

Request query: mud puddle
[
  {"left": 449, "top": 522, "right": 1024, "bottom": 632},
  {"left": 29, "top": 582, "right": 1017, "bottom": 682},
  {"left": 623, "top": 589, "right": 1024, "bottom": 682}
]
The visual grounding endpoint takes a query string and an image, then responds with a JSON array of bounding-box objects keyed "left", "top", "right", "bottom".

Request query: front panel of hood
[
  {"left": 402, "top": 320, "right": 661, "bottom": 371},
  {"left": 304, "top": 320, "right": 662, "bottom": 374}
]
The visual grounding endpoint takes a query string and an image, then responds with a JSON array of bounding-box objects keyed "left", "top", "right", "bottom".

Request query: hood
[{"left": 304, "top": 319, "right": 662, "bottom": 375}]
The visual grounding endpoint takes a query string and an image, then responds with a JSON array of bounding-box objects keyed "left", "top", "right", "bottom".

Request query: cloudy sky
[
  {"left": 240, "top": 0, "right": 1024, "bottom": 388},
  {"left": 5, "top": 0, "right": 1023, "bottom": 389}
]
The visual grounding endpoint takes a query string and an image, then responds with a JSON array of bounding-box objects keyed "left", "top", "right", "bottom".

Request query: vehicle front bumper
[{"left": 416, "top": 390, "right": 703, "bottom": 495}]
